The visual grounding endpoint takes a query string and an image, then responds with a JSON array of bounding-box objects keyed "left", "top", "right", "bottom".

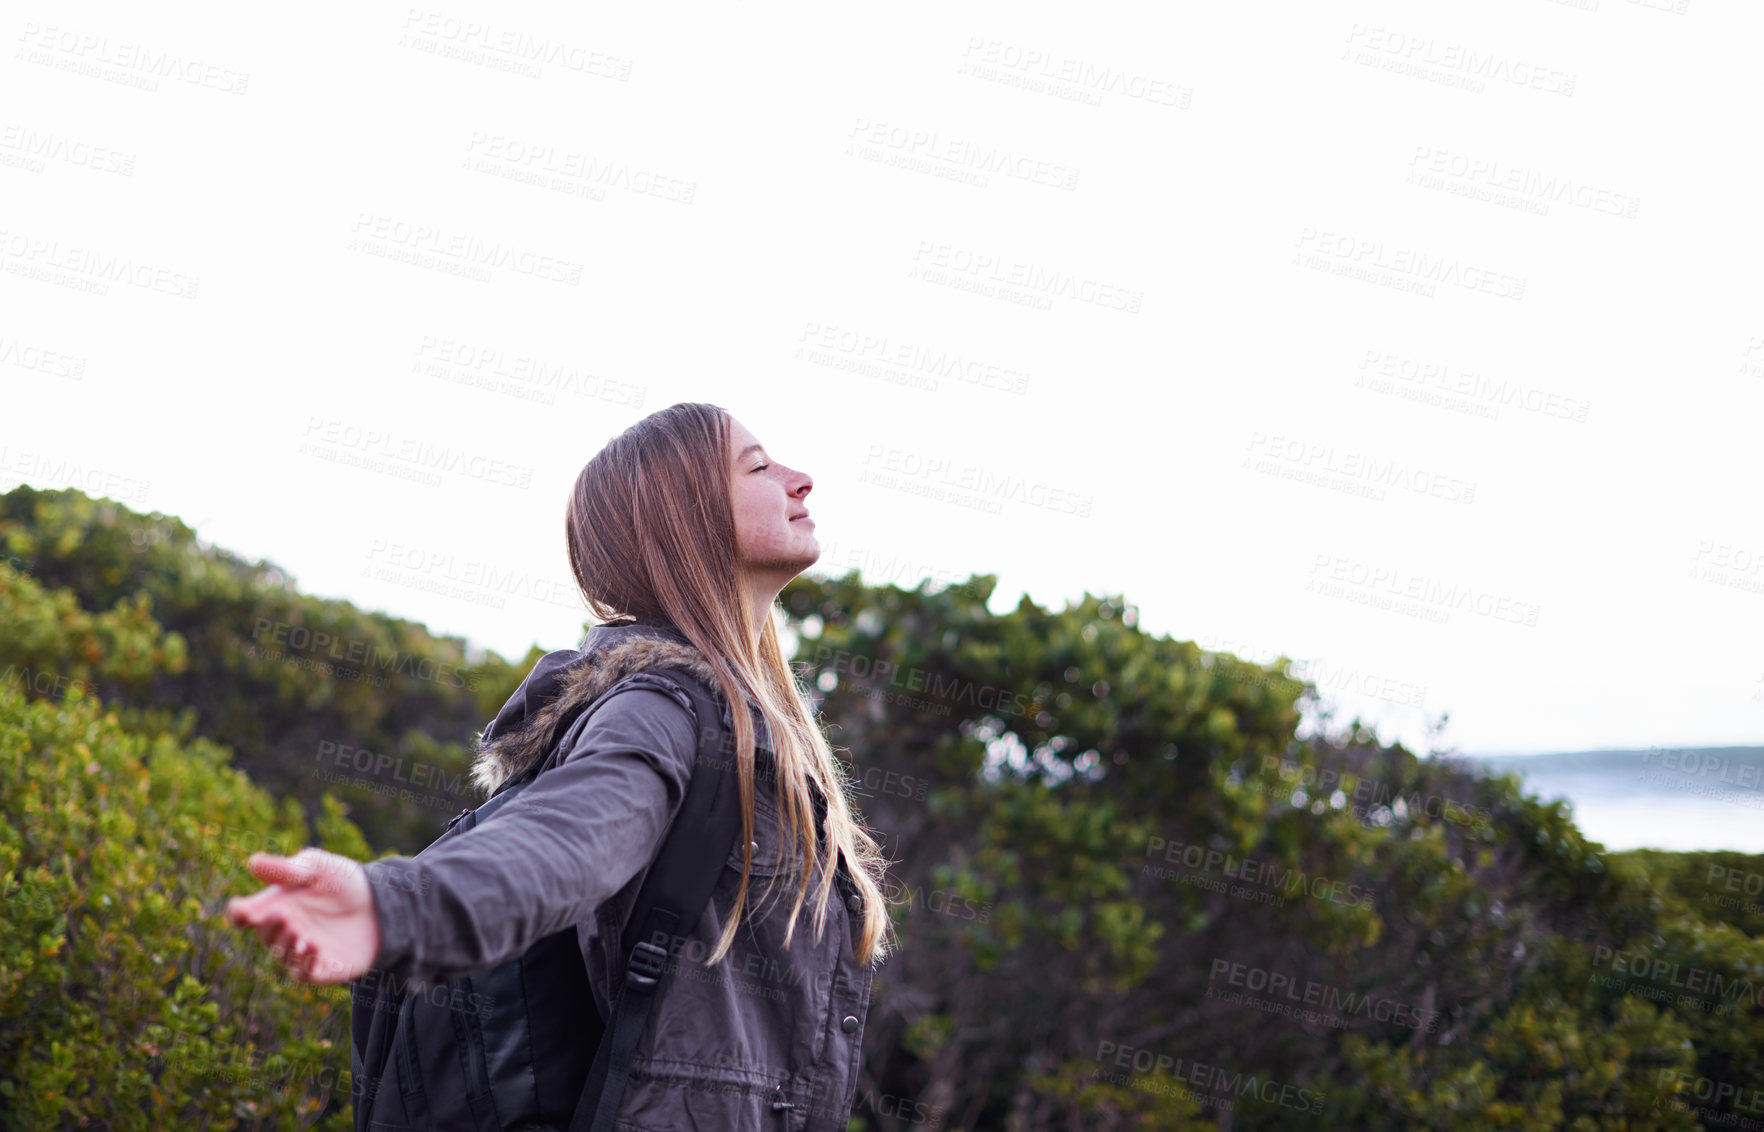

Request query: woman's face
[{"left": 727, "top": 415, "right": 818, "bottom": 579}]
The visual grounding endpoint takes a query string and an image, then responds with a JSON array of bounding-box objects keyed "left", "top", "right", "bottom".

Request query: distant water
[{"left": 1461, "top": 747, "right": 1764, "bottom": 853}]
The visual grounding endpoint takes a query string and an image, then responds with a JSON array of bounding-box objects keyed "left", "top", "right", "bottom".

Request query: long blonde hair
[{"left": 565, "top": 402, "right": 895, "bottom": 968}]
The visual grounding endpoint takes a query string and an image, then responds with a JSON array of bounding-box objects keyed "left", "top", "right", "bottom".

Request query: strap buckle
[{"left": 625, "top": 940, "right": 668, "bottom": 989}]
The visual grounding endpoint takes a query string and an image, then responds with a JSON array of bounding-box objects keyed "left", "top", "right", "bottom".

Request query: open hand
[{"left": 226, "top": 848, "right": 381, "bottom": 984}]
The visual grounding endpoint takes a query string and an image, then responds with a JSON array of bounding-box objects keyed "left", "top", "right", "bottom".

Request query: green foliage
[
  {"left": 1615, "top": 849, "right": 1764, "bottom": 939},
  {"left": 0, "top": 667, "right": 356, "bottom": 1129},
  {"left": 0, "top": 485, "right": 533, "bottom": 852},
  {"left": 781, "top": 569, "right": 1764, "bottom": 1130},
  {"left": 0, "top": 556, "right": 189, "bottom": 699}
]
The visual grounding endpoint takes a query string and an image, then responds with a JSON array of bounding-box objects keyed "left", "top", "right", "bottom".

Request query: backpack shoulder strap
[{"left": 570, "top": 665, "right": 745, "bottom": 1132}]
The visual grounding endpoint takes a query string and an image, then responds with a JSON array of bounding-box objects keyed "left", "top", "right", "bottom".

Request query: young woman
[{"left": 228, "top": 402, "right": 895, "bottom": 1130}]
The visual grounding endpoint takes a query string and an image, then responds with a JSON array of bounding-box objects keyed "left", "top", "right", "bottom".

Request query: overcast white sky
[{"left": 4, "top": 1, "right": 1761, "bottom": 761}]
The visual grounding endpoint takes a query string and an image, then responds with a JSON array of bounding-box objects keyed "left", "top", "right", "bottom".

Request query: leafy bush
[
  {"left": 782, "top": 572, "right": 1761, "bottom": 1130},
  {"left": 0, "top": 562, "right": 361, "bottom": 1129},
  {"left": 0, "top": 485, "right": 527, "bottom": 852}
]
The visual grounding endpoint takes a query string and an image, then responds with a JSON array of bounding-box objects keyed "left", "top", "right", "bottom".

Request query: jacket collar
[{"left": 470, "top": 619, "right": 763, "bottom": 796}]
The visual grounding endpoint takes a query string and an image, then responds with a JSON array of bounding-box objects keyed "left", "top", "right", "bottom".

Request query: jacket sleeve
[{"left": 362, "top": 684, "right": 697, "bottom": 988}]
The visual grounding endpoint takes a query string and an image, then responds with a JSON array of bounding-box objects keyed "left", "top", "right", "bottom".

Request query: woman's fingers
[
  {"left": 304, "top": 947, "right": 345, "bottom": 984},
  {"left": 283, "top": 935, "right": 310, "bottom": 982},
  {"left": 246, "top": 852, "right": 316, "bottom": 888},
  {"left": 295, "top": 939, "right": 331, "bottom": 985},
  {"left": 228, "top": 887, "right": 280, "bottom": 927},
  {"left": 268, "top": 922, "right": 316, "bottom": 980},
  {"left": 226, "top": 847, "right": 375, "bottom": 985},
  {"left": 244, "top": 900, "right": 328, "bottom": 982},
  {"left": 259, "top": 917, "right": 294, "bottom": 958},
  {"left": 243, "top": 903, "right": 283, "bottom": 944},
  {"left": 245, "top": 916, "right": 300, "bottom": 976}
]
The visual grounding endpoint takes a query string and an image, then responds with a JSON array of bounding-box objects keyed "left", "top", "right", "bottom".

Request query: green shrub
[{"left": 0, "top": 583, "right": 359, "bottom": 1128}]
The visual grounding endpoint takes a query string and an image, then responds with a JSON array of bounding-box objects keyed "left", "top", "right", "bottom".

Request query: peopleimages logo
[
  {"left": 1292, "top": 227, "right": 1526, "bottom": 300},
  {"left": 1144, "top": 837, "right": 1376, "bottom": 910},
  {"left": 846, "top": 117, "right": 1081, "bottom": 191},
  {"left": 1253, "top": 755, "right": 1494, "bottom": 830},
  {"left": 803, "top": 644, "right": 1032, "bottom": 716},
  {"left": 1342, "top": 24, "right": 1576, "bottom": 96},
  {"left": 16, "top": 22, "right": 251, "bottom": 95},
  {"left": 1590, "top": 945, "right": 1764, "bottom": 1008},
  {"left": 860, "top": 444, "right": 1095, "bottom": 517},
  {"left": 1639, "top": 747, "right": 1764, "bottom": 791},
  {"left": 251, "top": 619, "right": 479, "bottom": 691},
  {"left": 911, "top": 240, "right": 1143, "bottom": 314},
  {"left": 0, "top": 230, "right": 200, "bottom": 299},
  {"left": 1654, "top": 1069, "right": 1764, "bottom": 1120},
  {"left": 1093, "top": 1040, "right": 1325, "bottom": 1115},
  {"left": 313, "top": 739, "right": 472, "bottom": 799},
  {"left": 352, "top": 967, "right": 496, "bottom": 1019},
  {"left": 1207, "top": 959, "right": 1442, "bottom": 1031}
]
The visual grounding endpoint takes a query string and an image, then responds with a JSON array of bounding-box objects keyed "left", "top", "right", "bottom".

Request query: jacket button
[
  {"left": 846, "top": 892, "right": 862, "bottom": 912},
  {"left": 750, "top": 840, "right": 759, "bottom": 854},
  {"left": 841, "top": 1015, "right": 859, "bottom": 1034}
]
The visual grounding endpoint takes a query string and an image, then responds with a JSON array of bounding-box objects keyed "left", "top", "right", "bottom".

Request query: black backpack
[{"left": 349, "top": 665, "right": 748, "bottom": 1132}]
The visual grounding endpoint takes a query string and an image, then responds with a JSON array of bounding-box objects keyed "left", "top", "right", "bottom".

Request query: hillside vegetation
[{"left": 2, "top": 485, "right": 1759, "bottom": 1130}]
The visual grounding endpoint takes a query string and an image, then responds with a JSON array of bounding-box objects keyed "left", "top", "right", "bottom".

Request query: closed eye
[{"left": 752, "top": 463, "right": 769, "bottom": 472}]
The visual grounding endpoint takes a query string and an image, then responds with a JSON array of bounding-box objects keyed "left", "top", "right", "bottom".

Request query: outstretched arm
[{"left": 227, "top": 685, "right": 697, "bottom": 986}]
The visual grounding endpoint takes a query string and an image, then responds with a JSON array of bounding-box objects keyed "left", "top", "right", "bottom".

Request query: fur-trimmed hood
[{"left": 468, "top": 618, "right": 762, "bottom": 796}]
